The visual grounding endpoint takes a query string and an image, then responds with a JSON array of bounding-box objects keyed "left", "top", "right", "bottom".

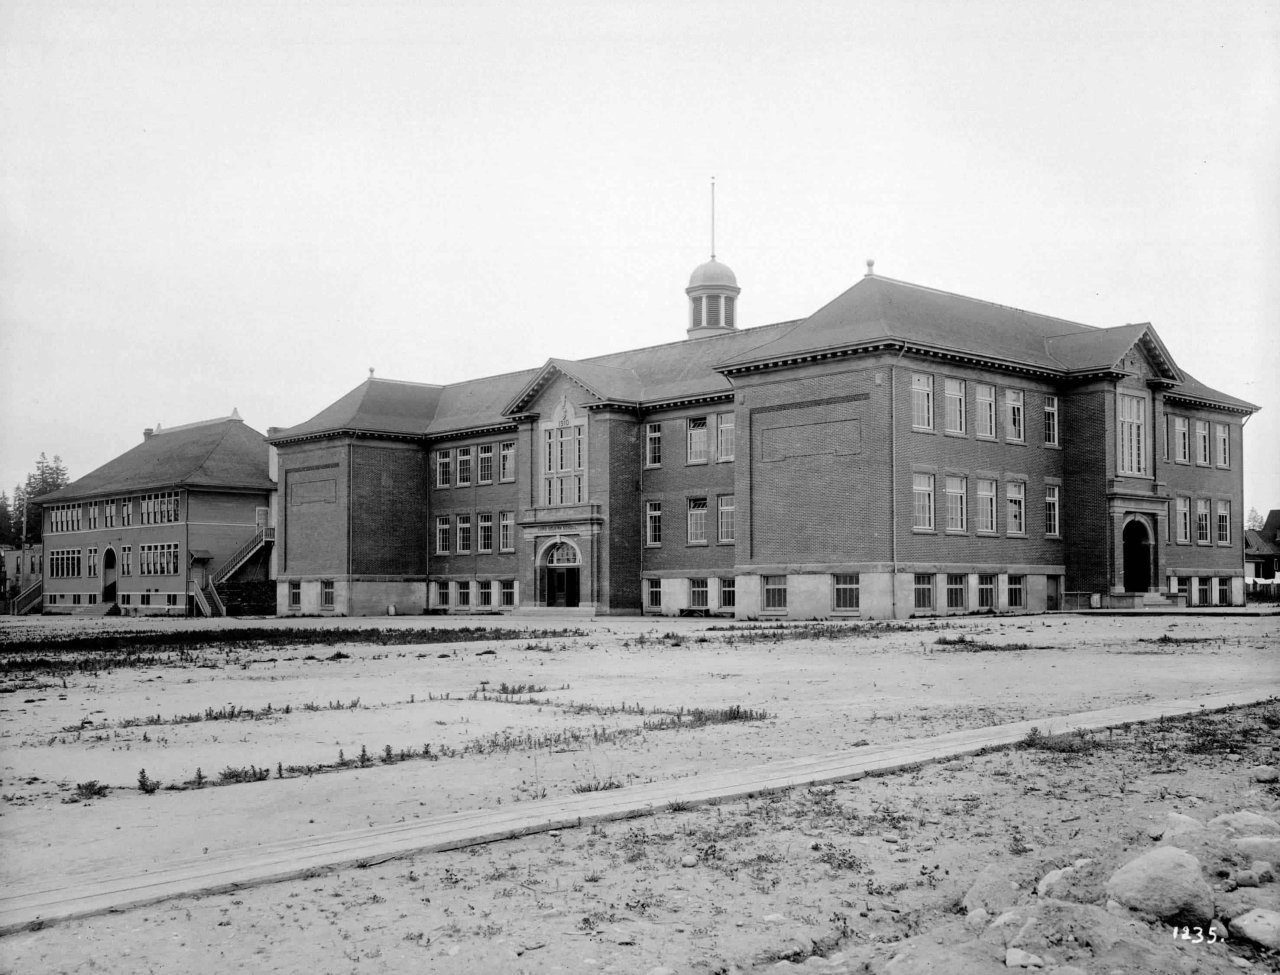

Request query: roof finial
[
  {"left": 369, "top": 367, "right": 375, "bottom": 378},
  {"left": 865, "top": 258, "right": 876, "bottom": 277},
  {"left": 710, "top": 176, "right": 716, "bottom": 261}
]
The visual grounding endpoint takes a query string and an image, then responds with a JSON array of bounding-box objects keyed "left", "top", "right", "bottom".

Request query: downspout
[
  {"left": 889, "top": 344, "right": 907, "bottom": 619},
  {"left": 639, "top": 415, "right": 645, "bottom": 614},
  {"left": 184, "top": 490, "right": 191, "bottom": 617}
]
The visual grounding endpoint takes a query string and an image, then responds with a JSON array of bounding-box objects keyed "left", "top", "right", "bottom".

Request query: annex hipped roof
[
  {"left": 36, "top": 417, "right": 273, "bottom": 503},
  {"left": 270, "top": 378, "right": 444, "bottom": 443}
]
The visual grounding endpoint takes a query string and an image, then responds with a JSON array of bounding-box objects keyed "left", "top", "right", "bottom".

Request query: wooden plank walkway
[{"left": 2, "top": 686, "right": 1274, "bottom": 936}]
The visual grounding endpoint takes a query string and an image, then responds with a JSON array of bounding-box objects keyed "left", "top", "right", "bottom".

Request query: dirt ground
[{"left": 1, "top": 613, "right": 1278, "bottom": 974}]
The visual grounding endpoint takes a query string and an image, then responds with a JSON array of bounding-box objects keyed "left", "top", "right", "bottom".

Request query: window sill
[
  {"left": 943, "top": 430, "right": 967, "bottom": 438},
  {"left": 644, "top": 464, "right": 662, "bottom": 470},
  {"left": 976, "top": 530, "right": 999, "bottom": 537},
  {"left": 1004, "top": 439, "right": 1026, "bottom": 446},
  {"left": 912, "top": 528, "right": 937, "bottom": 534},
  {"left": 645, "top": 543, "right": 662, "bottom": 549},
  {"left": 911, "top": 426, "right": 936, "bottom": 434},
  {"left": 975, "top": 435, "right": 997, "bottom": 442},
  {"left": 1007, "top": 532, "right": 1027, "bottom": 538},
  {"left": 685, "top": 460, "right": 709, "bottom": 467},
  {"left": 944, "top": 529, "right": 969, "bottom": 536},
  {"left": 716, "top": 457, "right": 735, "bottom": 464},
  {"left": 716, "top": 540, "right": 735, "bottom": 546},
  {"left": 1043, "top": 443, "right": 1062, "bottom": 450},
  {"left": 686, "top": 541, "right": 709, "bottom": 548}
]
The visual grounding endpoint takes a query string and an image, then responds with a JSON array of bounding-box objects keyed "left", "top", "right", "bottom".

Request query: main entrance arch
[
  {"left": 539, "top": 541, "right": 580, "bottom": 608},
  {"left": 1122, "top": 519, "right": 1152, "bottom": 593},
  {"left": 101, "top": 547, "right": 117, "bottom": 604}
]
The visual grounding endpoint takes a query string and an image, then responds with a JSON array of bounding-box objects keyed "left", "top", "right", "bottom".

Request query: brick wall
[
  {"left": 350, "top": 442, "right": 427, "bottom": 575},
  {"left": 597, "top": 409, "right": 642, "bottom": 611},
  {"left": 279, "top": 442, "right": 348, "bottom": 575},
  {"left": 1061, "top": 385, "right": 1111, "bottom": 591}
]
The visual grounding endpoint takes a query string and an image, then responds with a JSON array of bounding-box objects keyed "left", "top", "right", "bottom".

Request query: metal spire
[{"left": 710, "top": 176, "right": 716, "bottom": 260}]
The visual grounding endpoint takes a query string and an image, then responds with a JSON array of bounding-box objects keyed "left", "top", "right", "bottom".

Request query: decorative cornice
[{"left": 719, "top": 340, "right": 1063, "bottom": 381}]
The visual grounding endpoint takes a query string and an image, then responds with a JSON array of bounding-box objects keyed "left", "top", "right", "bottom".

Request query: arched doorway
[
  {"left": 540, "top": 541, "right": 580, "bottom": 608},
  {"left": 1122, "top": 520, "right": 1151, "bottom": 593},
  {"left": 101, "top": 547, "right": 117, "bottom": 604}
]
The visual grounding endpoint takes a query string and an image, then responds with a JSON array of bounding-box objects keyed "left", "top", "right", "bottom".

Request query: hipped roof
[{"left": 37, "top": 418, "right": 273, "bottom": 503}]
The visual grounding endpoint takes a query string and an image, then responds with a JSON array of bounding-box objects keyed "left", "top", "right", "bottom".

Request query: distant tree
[
  {"left": 15, "top": 454, "right": 71, "bottom": 544},
  {"left": 0, "top": 490, "right": 15, "bottom": 548},
  {"left": 1246, "top": 507, "right": 1264, "bottom": 531}
]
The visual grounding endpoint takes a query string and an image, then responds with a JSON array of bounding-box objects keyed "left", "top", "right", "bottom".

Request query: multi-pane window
[
  {"left": 645, "top": 423, "right": 662, "bottom": 467},
  {"left": 1117, "top": 393, "right": 1148, "bottom": 475},
  {"left": 1196, "top": 499, "right": 1210, "bottom": 543},
  {"left": 1197, "top": 578, "right": 1211, "bottom": 606},
  {"left": 1195, "top": 420, "right": 1210, "bottom": 464},
  {"left": 944, "top": 476, "right": 967, "bottom": 532},
  {"left": 763, "top": 575, "right": 788, "bottom": 610},
  {"left": 946, "top": 574, "right": 966, "bottom": 609},
  {"left": 478, "top": 445, "right": 493, "bottom": 484},
  {"left": 1217, "top": 578, "right": 1230, "bottom": 605},
  {"left": 687, "top": 498, "right": 708, "bottom": 544},
  {"left": 912, "top": 473, "right": 935, "bottom": 530},
  {"left": 499, "top": 441, "right": 516, "bottom": 481},
  {"left": 435, "top": 516, "right": 451, "bottom": 554},
  {"left": 1216, "top": 501, "right": 1230, "bottom": 544},
  {"left": 1045, "top": 484, "right": 1060, "bottom": 536},
  {"left": 944, "top": 378, "right": 965, "bottom": 434},
  {"left": 1006, "top": 481, "right": 1025, "bottom": 535},
  {"left": 88, "top": 504, "right": 99, "bottom": 530},
  {"left": 646, "top": 578, "right": 662, "bottom": 609},
  {"left": 977, "top": 479, "right": 997, "bottom": 533},
  {"left": 1008, "top": 575, "right": 1025, "bottom": 609},
  {"left": 436, "top": 581, "right": 449, "bottom": 607},
  {"left": 87, "top": 547, "right": 99, "bottom": 576},
  {"left": 104, "top": 499, "right": 116, "bottom": 529},
  {"left": 719, "top": 578, "right": 736, "bottom": 609},
  {"left": 456, "top": 447, "right": 473, "bottom": 486},
  {"left": 321, "top": 580, "right": 335, "bottom": 608},
  {"left": 500, "top": 580, "right": 516, "bottom": 606},
  {"left": 499, "top": 512, "right": 514, "bottom": 552},
  {"left": 717, "top": 413, "right": 735, "bottom": 461},
  {"left": 1043, "top": 395, "right": 1059, "bottom": 446},
  {"left": 139, "top": 543, "right": 179, "bottom": 575},
  {"left": 976, "top": 384, "right": 996, "bottom": 438},
  {"left": 1215, "top": 424, "right": 1230, "bottom": 468},
  {"left": 121, "top": 499, "right": 133, "bottom": 526},
  {"left": 913, "top": 573, "right": 934, "bottom": 610},
  {"left": 1174, "top": 416, "right": 1189, "bottom": 462},
  {"left": 911, "top": 374, "right": 933, "bottom": 429},
  {"left": 478, "top": 580, "right": 493, "bottom": 607},
  {"left": 456, "top": 514, "right": 472, "bottom": 553},
  {"left": 456, "top": 582, "right": 471, "bottom": 608},
  {"left": 978, "top": 574, "right": 996, "bottom": 609},
  {"left": 646, "top": 501, "right": 662, "bottom": 546},
  {"left": 833, "top": 574, "right": 860, "bottom": 611},
  {"left": 49, "top": 549, "right": 83, "bottom": 578},
  {"left": 288, "top": 581, "right": 301, "bottom": 608},
  {"left": 687, "top": 417, "right": 708, "bottom": 463},
  {"left": 718, "top": 495, "right": 735, "bottom": 543},
  {"left": 544, "top": 425, "right": 585, "bottom": 505},
  {"left": 1005, "top": 390, "right": 1024, "bottom": 442},
  {"left": 478, "top": 513, "right": 493, "bottom": 553},
  {"left": 1177, "top": 498, "right": 1190, "bottom": 542},
  {"left": 690, "top": 578, "right": 709, "bottom": 609},
  {"left": 140, "top": 491, "right": 180, "bottom": 525},
  {"left": 436, "top": 450, "right": 452, "bottom": 488},
  {"left": 121, "top": 545, "right": 132, "bottom": 576},
  {"left": 49, "top": 504, "right": 82, "bottom": 533}
]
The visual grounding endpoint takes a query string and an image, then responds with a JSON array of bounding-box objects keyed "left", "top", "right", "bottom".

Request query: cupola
[{"left": 686, "top": 257, "right": 740, "bottom": 339}]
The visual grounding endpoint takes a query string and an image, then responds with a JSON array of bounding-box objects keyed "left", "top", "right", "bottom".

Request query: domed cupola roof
[{"left": 688, "top": 258, "right": 738, "bottom": 290}]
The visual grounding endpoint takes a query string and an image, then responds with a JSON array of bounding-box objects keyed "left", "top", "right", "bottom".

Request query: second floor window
[
  {"left": 435, "top": 516, "right": 450, "bottom": 554},
  {"left": 913, "top": 473, "right": 934, "bottom": 530},
  {"left": 104, "top": 499, "right": 116, "bottom": 529},
  {"left": 944, "top": 378, "right": 965, "bottom": 434},
  {"left": 687, "top": 417, "right": 708, "bottom": 463},
  {"left": 1177, "top": 497, "right": 1190, "bottom": 542},
  {"left": 456, "top": 514, "right": 472, "bottom": 553},
  {"left": 912, "top": 374, "right": 933, "bottom": 429},
  {"left": 478, "top": 513, "right": 493, "bottom": 553},
  {"left": 646, "top": 501, "right": 662, "bottom": 546},
  {"left": 1214, "top": 423, "right": 1229, "bottom": 468},
  {"left": 499, "top": 511, "right": 514, "bottom": 551},
  {"left": 1195, "top": 420, "right": 1210, "bottom": 465},
  {"left": 1217, "top": 501, "right": 1230, "bottom": 544},
  {"left": 976, "top": 384, "right": 996, "bottom": 438},
  {"left": 718, "top": 495, "right": 735, "bottom": 543},
  {"left": 645, "top": 423, "right": 662, "bottom": 466},
  {"left": 945, "top": 476, "right": 966, "bottom": 532},
  {"left": 1006, "top": 481, "right": 1025, "bottom": 535},
  {"left": 717, "top": 413, "right": 735, "bottom": 461},
  {"left": 1196, "top": 499, "right": 1210, "bottom": 543},
  {"left": 1005, "top": 390, "right": 1024, "bottom": 442},
  {"left": 456, "top": 447, "right": 473, "bottom": 486},
  {"left": 544, "top": 424, "right": 585, "bottom": 506},
  {"left": 499, "top": 441, "right": 516, "bottom": 481},
  {"left": 478, "top": 445, "right": 493, "bottom": 484},
  {"left": 436, "top": 451, "right": 452, "bottom": 488},
  {"left": 1117, "top": 393, "right": 1148, "bottom": 475},
  {"left": 687, "top": 498, "right": 708, "bottom": 544},
  {"left": 1045, "top": 484, "right": 1060, "bottom": 536},
  {"left": 977, "top": 479, "right": 997, "bottom": 533},
  {"left": 1044, "top": 395, "right": 1059, "bottom": 446},
  {"left": 1174, "top": 416, "right": 1189, "bottom": 462}
]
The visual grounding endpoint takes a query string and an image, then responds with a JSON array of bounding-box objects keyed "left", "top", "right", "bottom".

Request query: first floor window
[
  {"left": 687, "top": 498, "right": 708, "bottom": 544},
  {"left": 763, "top": 575, "right": 787, "bottom": 610},
  {"left": 1174, "top": 416, "right": 1190, "bottom": 462},
  {"left": 944, "top": 378, "right": 965, "bottom": 434},
  {"left": 139, "top": 543, "right": 179, "bottom": 575},
  {"left": 978, "top": 574, "right": 996, "bottom": 609},
  {"left": 646, "top": 501, "right": 662, "bottom": 546},
  {"left": 645, "top": 422, "right": 662, "bottom": 466},
  {"left": 1215, "top": 423, "right": 1230, "bottom": 468},
  {"left": 717, "top": 412, "right": 735, "bottom": 461},
  {"left": 833, "top": 574, "right": 859, "bottom": 611},
  {"left": 288, "top": 581, "right": 301, "bottom": 607},
  {"left": 499, "top": 511, "right": 514, "bottom": 551},
  {"left": 1217, "top": 578, "right": 1230, "bottom": 605},
  {"left": 1008, "top": 575, "right": 1025, "bottom": 608},
  {"left": 1177, "top": 497, "right": 1190, "bottom": 542},
  {"left": 1043, "top": 395, "right": 1059, "bottom": 446},
  {"left": 456, "top": 447, "right": 473, "bottom": 486},
  {"left": 720, "top": 577, "right": 736, "bottom": 608},
  {"left": 1118, "top": 393, "right": 1148, "bottom": 475},
  {"left": 977, "top": 479, "right": 997, "bottom": 533},
  {"left": 436, "top": 450, "right": 452, "bottom": 487},
  {"left": 88, "top": 503, "right": 98, "bottom": 530},
  {"left": 456, "top": 582, "right": 471, "bottom": 607},
  {"left": 121, "top": 545, "right": 132, "bottom": 576},
  {"left": 456, "top": 514, "right": 472, "bottom": 553},
  {"left": 690, "top": 578, "right": 709, "bottom": 608},
  {"left": 1045, "top": 484, "right": 1060, "bottom": 536},
  {"left": 478, "top": 513, "right": 493, "bottom": 553},
  {"left": 1006, "top": 481, "right": 1025, "bottom": 535},
  {"left": 500, "top": 580, "right": 516, "bottom": 606},
  {"left": 321, "top": 580, "right": 334, "bottom": 608},
  {"left": 478, "top": 580, "right": 493, "bottom": 607},
  {"left": 104, "top": 499, "right": 116, "bottom": 528},
  {"left": 49, "top": 549, "right": 83, "bottom": 578},
  {"left": 718, "top": 495, "right": 735, "bottom": 543},
  {"left": 1216, "top": 501, "right": 1230, "bottom": 544},
  {"left": 436, "top": 516, "right": 451, "bottom": 554},
  {"left": 913, "top": 573, "right": 934, "bottom": 610},
  {"left": 499, "top": 441, "right": 516, "bottom": 481},
  {"left": 976, "top": 384, "right": 996, "bottom": 437},
  {"left": 945, "top": 476, "right": 967, "bottom": 532},
  {"left": 687, "top": 417, "right": 708, "bottom": 463},
  {"left": 87, "top": 547, "right": 99, "bottom": 577},
  {"left": 912, "top": 373, "right": 933, "bottom": 429},
  {"left": 436, "top": 581, "right": 449, "bottom": 607},
  {"left": 478, "top": 445, "right": 494, "bottom": 483},
  {"left": 646, "top": 578, "right": 662, "bottom": 609},
  {"left": 1195, "top": 420, "right": 1210, "bottom": 464},
  {"left": 913, "top": 473, "right": 935, "bottom": 530},
  {"left": 946, "top": 573, "right": 966, "bottom": 609},
  {"left": 1197, "top": 577, "right": 1211, "bottom": 605},
  {"left": 1196, "top": 499, "right": 1210, "bottom": 543}
]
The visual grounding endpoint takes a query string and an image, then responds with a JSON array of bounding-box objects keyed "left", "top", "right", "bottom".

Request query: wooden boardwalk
[{"left": 2, "top": 686, "right": 1274, "bottom": 936}]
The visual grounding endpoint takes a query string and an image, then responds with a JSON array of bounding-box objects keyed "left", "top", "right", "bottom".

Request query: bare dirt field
[{"left": 1, "top": 613, "right": 1278, "bottom": 974}]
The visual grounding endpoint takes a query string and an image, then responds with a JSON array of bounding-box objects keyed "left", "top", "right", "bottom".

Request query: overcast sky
[{"left": 2, "top": 0, "right": 1277, "bottom": 517}]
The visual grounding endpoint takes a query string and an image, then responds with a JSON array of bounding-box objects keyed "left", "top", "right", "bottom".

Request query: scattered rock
[
  {"left": 965, "top": 908, "right": 990, "bottom": 932},
  {"left": 1229, "top": 908, "right": 1280, "bottom": 950},
  {"left": 1252, "top": 860, "right": 1275, "bottom": 882},
  {"left": 1234, "top": 870, "right": 1260, "bottom": 887},
  {"left": 1208, "top": 811, "right": 1280, "bottom": 836},
  {"left": 645, "top": 967, "right": 676, "bottom": 975},
  {"left": 1004, "top": 946, "right": 1043, "bottom": 968},
  {"left": 963, "top": 865, "right": 1021, "bottom": 915},
  {"left": 1249, "top": 766, "right": 1279, "bottom": 783},
  {"left": 680, "top": 854, "right": 697, "bottom": 868},
  {"left": 1035, "top": 859, "right": 1105, "bottom": 903},
  {"left": 1235, "top": 836, "right": 1280, "bottom": 864},
  {"left": 1105, "top": 847, "right": 1213, "bottom": 925},
  {"left": 1161, "top": 811, "right": 1206, "bottom": 838}
]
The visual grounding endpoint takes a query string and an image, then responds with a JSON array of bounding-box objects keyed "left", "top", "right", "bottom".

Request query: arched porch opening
[
  {"left": 1122, "top": 519, "right": 1152, "bottom": 593},
  {"left": 101, "top": 547, "right": 117, "bottom": 603},
  {"left": 539, "top": 541, "right": 581, "bottom": 609}
]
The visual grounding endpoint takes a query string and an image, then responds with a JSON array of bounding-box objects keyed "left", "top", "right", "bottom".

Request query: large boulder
[
  {"left": 1207, "top": 811, "right": 1280, "bottom": 836},
  {"left": 1235, "top": 836, "right": 1280, "bottom": 863},
  {"left": 1229, "top": 909, "right": 1280, "bottom": 950},
  {"left": 961, "top": 865, "right": 1021, "bottom": 916},
  {"left": 1105, "top": 848, "right": 1213, "bottom": 925}
]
